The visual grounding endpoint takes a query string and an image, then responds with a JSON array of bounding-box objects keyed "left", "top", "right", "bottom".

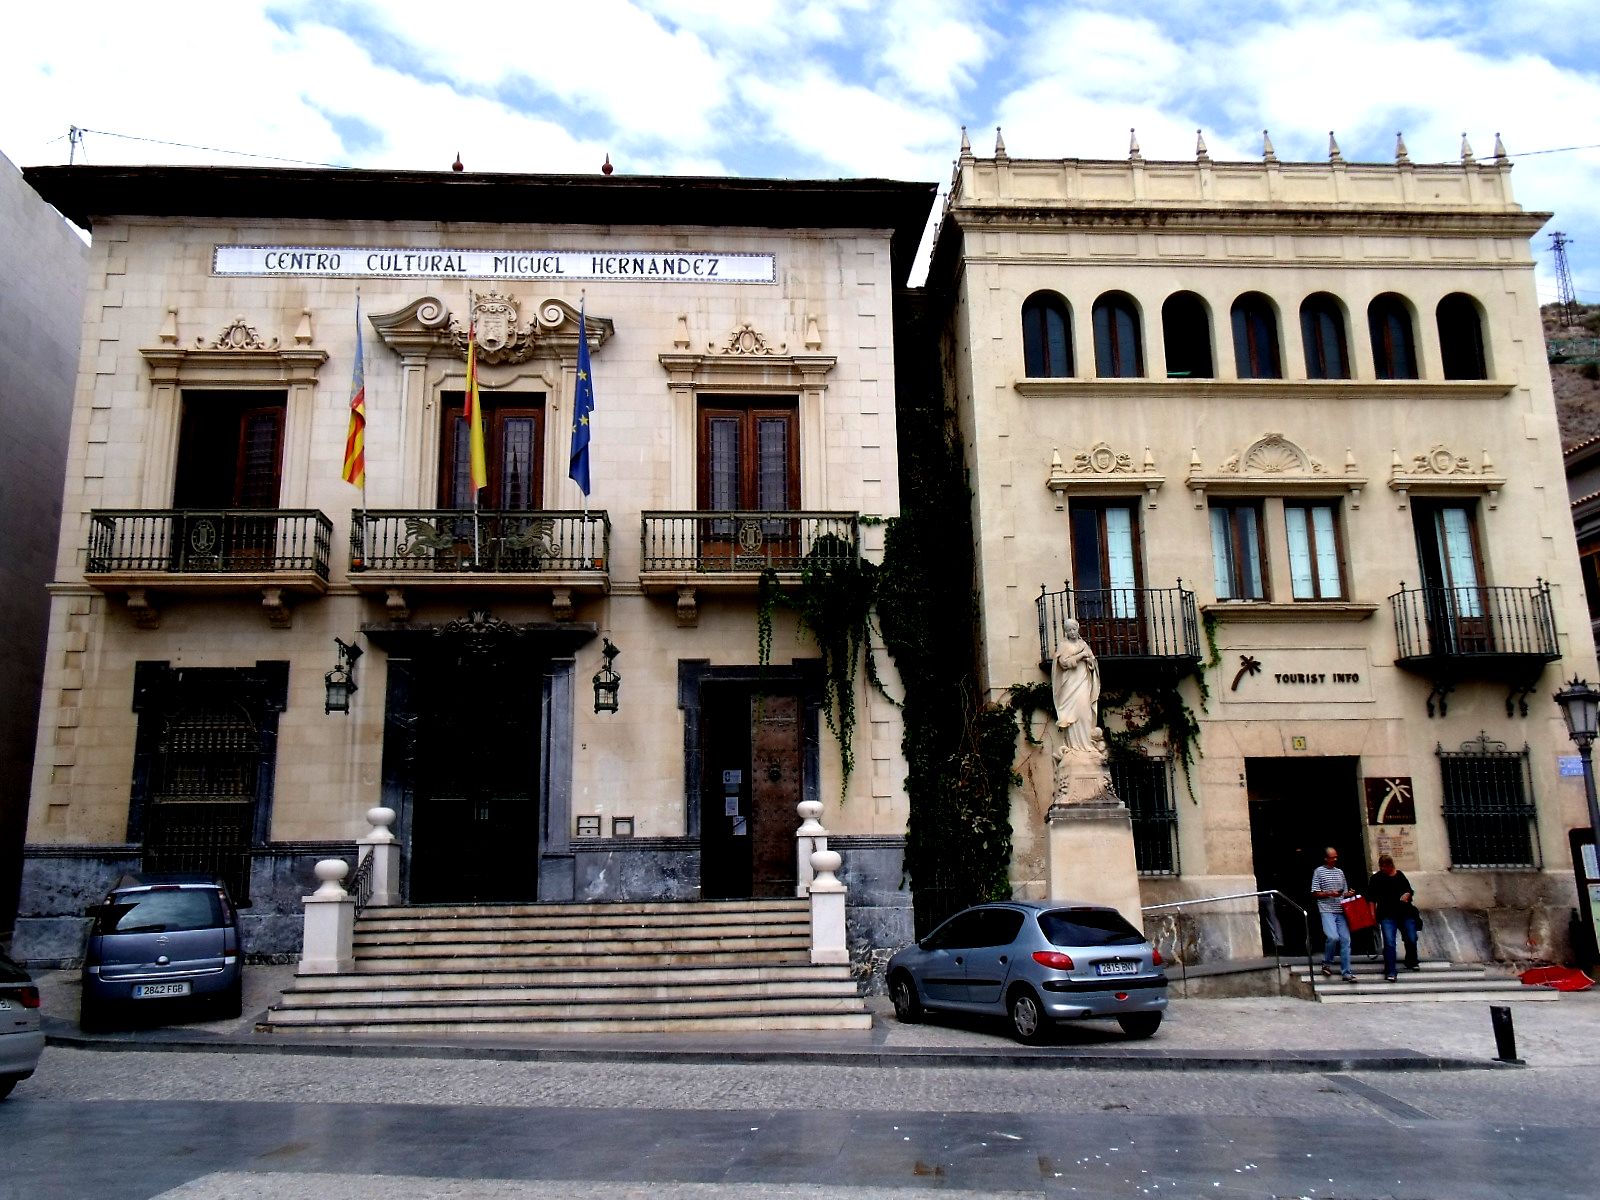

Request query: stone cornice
[
  {"left": 1015, "top": 379, "right": 1514, "bottom": 402},
  {"left": 947, "top": 206, "right": 1549, "bottom": 240}
]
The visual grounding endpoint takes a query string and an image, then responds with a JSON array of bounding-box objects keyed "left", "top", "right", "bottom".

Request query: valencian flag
[
  {"left": 569, "top": 299, "right": 594, "bottom": 496},
  {"left": 341, "top": 296, "right": 367, "bottom": 488},
  {"left": 464, "top": 312, "right": 488, "bottom": 492}
]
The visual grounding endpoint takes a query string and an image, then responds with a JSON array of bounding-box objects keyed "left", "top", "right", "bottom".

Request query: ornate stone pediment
[
  {"left": 368, "top": 293, "right": 614, "bottom": 364},
  {"left": 712, "top": 322, "right": 785, "bottom": 356},
  {"left": 197, "top": 316, "right": 279, "bottom": 351},
  {"left": 1388, "top": 444, "right": 1503, "bottom": 509},
  {"left": 1046, "top": 443, "right": 1164, "bottom": 509},
  {"left": 1187, "top": 434, "right": 1365, "bottom": 508}
]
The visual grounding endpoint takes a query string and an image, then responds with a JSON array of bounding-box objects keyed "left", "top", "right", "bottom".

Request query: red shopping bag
[{"left": 1341, "top": 895, "right": 1377, "bottom": 931}]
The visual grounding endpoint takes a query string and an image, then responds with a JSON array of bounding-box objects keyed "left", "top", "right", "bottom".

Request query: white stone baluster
[
  {"left": 357, "top": 806, "right": 401, "bottom": 907},
  {"left": 298, "top": 858, "right": 355, "bottom": 975},
  {"left": 795, "top": 799, "right": 828, "bottom": 898},
  {"left": 808, "top": 848, "right": 848, "bottom": 965}
]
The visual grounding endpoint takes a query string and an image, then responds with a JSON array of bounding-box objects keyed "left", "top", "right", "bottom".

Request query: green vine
[
  {"left": 1005, "top": 680, "right": 1054, "bottom": 745},
  {"left": 1100, "top": 676, "right": 1204, "bottom": 803},
  {"left": 1197, "top": 610, "right": 1223, "bottom": 714}
]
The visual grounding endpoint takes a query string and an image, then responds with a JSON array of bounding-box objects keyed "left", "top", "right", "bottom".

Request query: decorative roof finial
[
  {"left": 1328, "top": 131, "right": 1344, "bottom": 163},
  {"left": 451, "top": 151, "right": 464, "bottom": 173},
  {"left": 601, "top": 153, "right": 613, "bottom": 176},
  {"left": 1195, "top": 129, "right": 1210, "bottom": 162},
  {"left": 1129, "top": 128, "right": 1142, "bottom": 162},
  {"left": 1493, "top": 132, "right": 1507, "bottom": 161},
  {"left": 1460, "top": 132, "right": 1475, "bottom": 164},
  {"left": 1262, "top": 129, "right": 1277, "bottom": 163},
  {"left": 959, "top": 126, "right": 971, "bottom": 157},
  {"left": 994, "top": 126, "right": 1007, "bottom": 159},
  {"left": 1394, "top": 132, "right": 1410, "bottom": 165}
]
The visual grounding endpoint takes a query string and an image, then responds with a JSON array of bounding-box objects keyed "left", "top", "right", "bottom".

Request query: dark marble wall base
[
  {"left": 835, "top": 836, "right": 912, "bottom": 995},
  {"left": 571, "top": 838, "right": 701, "bottom": 902}
]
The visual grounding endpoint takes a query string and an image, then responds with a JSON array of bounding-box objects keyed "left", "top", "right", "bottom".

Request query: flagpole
[
  {"left": 357, "top": 287, "right": 368, "bottom": 547},
  {"left": 468, "top": 288, "right": 481, "bottom": 566}
]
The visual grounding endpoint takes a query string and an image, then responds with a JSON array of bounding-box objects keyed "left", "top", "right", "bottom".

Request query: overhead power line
[{"left": 66, "top": 125, "right": 349, "bottom": 170}]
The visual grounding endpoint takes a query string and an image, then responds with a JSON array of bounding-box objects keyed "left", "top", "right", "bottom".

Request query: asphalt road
[{"left": 5, "top": 1042, "right": 1598, "bottom": 1199}]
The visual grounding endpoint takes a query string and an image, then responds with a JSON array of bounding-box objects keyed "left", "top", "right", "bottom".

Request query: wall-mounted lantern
[
  {"left": 592, "top": 637, "right": 621, "bottom": 714},
  {"left": 324, "top": 637, "right": 363, "bottom": 715}
]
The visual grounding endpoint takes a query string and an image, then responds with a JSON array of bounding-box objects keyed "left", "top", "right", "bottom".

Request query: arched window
[
  {"left": 1299, "top": 293, "right": 1349, "bottom": 380},
  {"left": 1231, "top": 293, "right": 1281, "bottom": 379},
  {"left": 1093, "top": 291, "right": 1144, "bottom": 378},
  {"left": 1021, "top": 291, "right": 1073, "bottom": 377},
  {"left": 1162, "top": 291, "right": 1213, "bottom": 378},
  {"left": 1369, "top": 293, "right": 1418, "bottom": 379},
  {"left": 1437, "top": 293, "right": 1488, "bottom": 380}
]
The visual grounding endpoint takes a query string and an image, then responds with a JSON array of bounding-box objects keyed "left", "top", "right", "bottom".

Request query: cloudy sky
[{"left": 4, "top": 0, "right": 1597, "bottom": 296}]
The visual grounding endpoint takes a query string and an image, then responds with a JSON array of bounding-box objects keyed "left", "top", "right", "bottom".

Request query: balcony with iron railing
[
  {"left": 1390, "top": 582, "right": 1559, "bottom": 715},
  {"left": 84, "top": 511, "right": 334, "bottom": 623},
  {"left": 1036, "top": 583, "right": 1202, "bottom": 681},
  {"left": 348, "top": 509, "right": 610, "bottom": 619},
  {"left": 641, "top": 509, "right": 856, "bottom": 586}
]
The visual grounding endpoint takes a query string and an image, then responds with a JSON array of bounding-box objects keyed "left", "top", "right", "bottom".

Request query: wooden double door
[{"left": 700, "top": 685, "right": 803, "bottom": 899}]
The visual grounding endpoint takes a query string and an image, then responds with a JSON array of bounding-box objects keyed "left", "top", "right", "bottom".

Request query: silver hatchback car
[
  {"left": 887, "top": 900, "right": 1168, "bottom": 1042},
  {"left": 0, "top": 950, "right": 44, "bottom": 1100}
]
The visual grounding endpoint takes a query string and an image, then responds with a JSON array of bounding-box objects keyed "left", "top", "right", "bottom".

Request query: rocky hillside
[{"left": 1548, "top": 303, "right": 1600, "bottom": 449}]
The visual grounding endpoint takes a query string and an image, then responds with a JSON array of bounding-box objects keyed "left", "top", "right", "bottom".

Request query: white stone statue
[{"left": 1051, "top": 618, "right": 1101, "bottom": 754}]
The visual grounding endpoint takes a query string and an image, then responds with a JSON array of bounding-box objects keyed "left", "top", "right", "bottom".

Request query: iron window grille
[
  {"left": 1109, "top": 754, "right": 1180, "bottom": 876},
  {"left": 1436, "top": 734, "right": 1540, "bottom": 869}
]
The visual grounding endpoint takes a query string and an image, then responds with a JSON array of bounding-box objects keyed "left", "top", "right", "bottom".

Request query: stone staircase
[
  {"left": 1300, "top": 957, "right": 1561, "bottom": 1004},
  {"left": 262, "top": 897, "right": 871, "bottom": 1035}
]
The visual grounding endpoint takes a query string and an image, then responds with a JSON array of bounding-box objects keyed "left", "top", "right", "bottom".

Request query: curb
[{"left": 41, "top": 1018, "right": 1514, "bottom": 1074}]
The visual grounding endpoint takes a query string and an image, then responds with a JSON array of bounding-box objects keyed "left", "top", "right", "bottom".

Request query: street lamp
[
  {"left": 592, "top": 637, "right": 620, "bottom": 714},
  {"left": 324, "top": 637, "right": 363, "bottom": 715}
]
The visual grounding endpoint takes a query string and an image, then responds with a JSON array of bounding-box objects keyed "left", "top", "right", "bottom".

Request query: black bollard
[{"left": 1490, "top": 1004, "right": 1523, "bottom": 1064}]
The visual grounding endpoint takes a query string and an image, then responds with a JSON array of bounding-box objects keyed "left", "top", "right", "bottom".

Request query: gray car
[
  {"left": 887, "top": 900, "right": 1168, "bottom": 1042},
  {"left": 80, "top": 876, "right": 242, "bottom": 1029},
  {"left": 0, "top": 951, "right": 44, "bottom": 1100}
]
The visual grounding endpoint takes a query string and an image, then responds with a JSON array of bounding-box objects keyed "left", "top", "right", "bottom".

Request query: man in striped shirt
[{"left": 1311, "top": 847, "right": 1357, "bottom": 982}]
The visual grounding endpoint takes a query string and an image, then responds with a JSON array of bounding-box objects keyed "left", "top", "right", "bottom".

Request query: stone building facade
[
  {"left": 12, "top": 165, "right": 930, "bottom": 965},
  {"left": 0, "top": 150, "right": 87, "bottom": 940},
  {"left": 932, "top": 133, "right": 1595, "bottom": 964}
]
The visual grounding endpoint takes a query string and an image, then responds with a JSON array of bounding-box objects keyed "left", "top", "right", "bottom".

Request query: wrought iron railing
[
  {"left": 640, "top": 511, "right": 859, "bottom": 573},
  {"left": 1390, "top": 582, "right": 1558, "bottom": 660},
  {"left": 1438, "top": 735, "right": 1540, "bottom": 868},
  {"left": 86, "top": 510, "right": 333, "bottom": 578},
  {"left": 1143, "top": 890, "right": 1316, "bottom": 998},
  {"left": 347, "top": 851, "right": 375, "bottom": 914},
  {"left": 350, "top": 509, "right": 610, "bottom": 573},
  {"left": 1108, "top": 755, "right": 1180, "bottom": 876},
  {"left": 1036, "top": 583, "right": 1201, "bottom": 668}
]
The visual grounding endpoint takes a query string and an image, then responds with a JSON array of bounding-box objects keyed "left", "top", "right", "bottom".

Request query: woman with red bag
[{"left": 1365, "top": 854, "right": 1422, "bottom": 982}]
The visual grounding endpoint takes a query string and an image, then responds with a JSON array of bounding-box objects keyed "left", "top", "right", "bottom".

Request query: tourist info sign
[{"left": 213, "top": 245, "right": 776, "bottom": 283}]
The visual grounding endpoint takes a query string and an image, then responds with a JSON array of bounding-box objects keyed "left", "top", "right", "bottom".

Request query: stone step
[
  {"left": 262, "top": 1011, "right": 874, "bottom": 1035},
  {"left": 354, "top": 934, "right": 812, "bottom": 957},
  {"left": 1317, "top": 983, "right": 1560, "bottom": 1003},
  {"left": 355, "top": 909, "right": 810, "bottom": 934},
  {"left": 274, "top": 978, "right": 861, "bottom": 1007},
  {"left": 265, "top": 993, "right": 869, "bottom": 1024},
  {"left": 1298, "top": 963, "right": 1489, "bottom": 983},
  {"left": 351, "top": 951, "right": 813, "bottom": 971},
  {"left": 362, "top": 899, "right": 808, "bottom": 921},
  {"left": 354, "top": 927, "right": 808, "bottom": 948},
  {"left": 299, "top": 963, "right": 852, "bottom": 989}
]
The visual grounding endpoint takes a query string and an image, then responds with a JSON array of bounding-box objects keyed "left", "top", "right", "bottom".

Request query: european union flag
[{"left": 569, "top": 300, "right": 594, "bottom": 496}]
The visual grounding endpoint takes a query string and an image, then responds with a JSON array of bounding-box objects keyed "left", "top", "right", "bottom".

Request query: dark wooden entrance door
[
  {"left": 407, "top": 654, "right": 542, "bottom": 903},
  {"left": 700, "top": 686, "right": 802, "bottom": 899},
  {"left": 1246, "top": 757, "right": 1366, "bottom": 956}
]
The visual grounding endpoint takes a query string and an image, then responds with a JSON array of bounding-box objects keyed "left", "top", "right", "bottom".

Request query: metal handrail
[
  {"left": 1142, "top": 888, "right": 1316, "bottom": 997},
  {"left": 347, "top": 851, "right": 374, "bottom": 915}
]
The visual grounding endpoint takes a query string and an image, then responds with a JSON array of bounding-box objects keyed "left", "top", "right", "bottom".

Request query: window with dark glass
[
  {"left": 1092, "top": 291, "right": 1144, "bottom": 378},
  {"left": 1300, "top": 294, "right": 1349, "bottom": 380},
  {"left": 1580, "top": 540, "right": 1600, "bottom": 622},
  {"left": 1209, "top": 502, "right": 1266, "bottom": 600},
  {"left": 697, "top": 399, "right": 799, "bottom": 513},
  {"left": 1231, "top": 294, "right": 1281, "bottom": 379},
  {"left": 1411, "top": 499, "right": 1489, "bottom": 653},
  {"left": 1437, "top": 738, "right": 1538, "bottom": 868},
  {"left": 1022, "top": 291, "right": 1073, "bottom": 377},
  {"left": 1071, "top": 501, "right": 1144, "bottom": 651},
  {"left": 173, "top": 391, "right": 287, "bottom": 508},
  {"left": 1437, "top": 293, "right": 1488, "bottom": 380},
  {"left": 1108, "top": 755, "right": 1179, "bottom": 875},
  {"left": 1284, "top": 502, "right": 1344, "bottom": 599},
  {"left": 438, "top": 392, "right": 545, "bottom": 510},
  {"left": 1161, "top": 291, "right": 1213, "bottom": 378},
  {"left": 1369, "top": 293, "right": 1419, "bottom": 379}
]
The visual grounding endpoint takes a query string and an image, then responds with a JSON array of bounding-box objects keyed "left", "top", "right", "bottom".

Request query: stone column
[
  {"left": 795, "top": 799, "right": 828, "bottom": 898},
  {"left": 808, "top": 849, "right": 848, "bottom": 965},
  {"left": 356, "top": 806, "right": 401, "bottom": 907},
  {"left": 299, "top": 859, "right": 355, "bottom": 975}
]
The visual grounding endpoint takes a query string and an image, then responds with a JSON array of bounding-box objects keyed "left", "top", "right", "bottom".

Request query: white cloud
[{"left": 875, "top": 1, "right": 993, "bottom": 102}]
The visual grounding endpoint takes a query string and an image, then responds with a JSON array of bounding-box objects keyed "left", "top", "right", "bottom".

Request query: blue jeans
[
  {"left": 1320, "top": 910, "right": 1352, "bottom": 976},
  {"left": 1380, "top": 916, "right": 1420, "bottom": 977}
]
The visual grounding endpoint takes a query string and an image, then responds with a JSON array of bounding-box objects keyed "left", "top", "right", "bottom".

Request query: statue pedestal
[{"left": 1045, "top": 748, "right": 1145, "bottom": 926}]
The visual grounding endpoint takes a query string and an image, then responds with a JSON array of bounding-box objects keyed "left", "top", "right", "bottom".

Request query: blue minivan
[{"left": 80, "top": 876, "right": 242, "bottom": 1029}]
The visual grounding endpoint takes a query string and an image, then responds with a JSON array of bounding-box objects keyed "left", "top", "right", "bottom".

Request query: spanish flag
[
  {"left": 341, "top": 297, "right": 366, "bottom": 488},
  {"left": 464, "top": 313, "right": 488, "bottom": 493}
]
